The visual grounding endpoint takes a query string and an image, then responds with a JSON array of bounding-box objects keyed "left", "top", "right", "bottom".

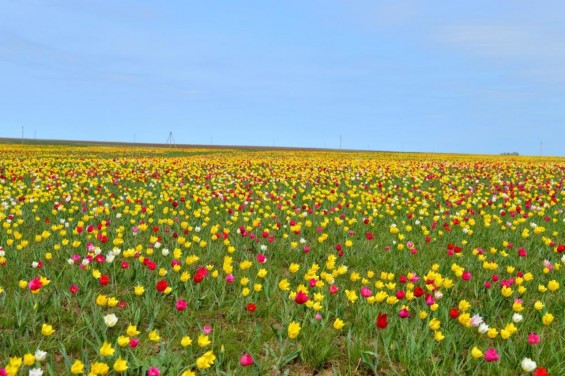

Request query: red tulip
[
  {"left": 28, "top": 278, "right": 43, "bottom": 291},
  {"left": 240, "top": 353, "right": 254, "bottom": 367},
  {"left": 295, "top": 291, "right": 309, "bottom": 304},
  {"left": 99, "top": 274, "right": 110, "bottom": 285},
  {"left": 376, "top": 313, "right": 388, "bottom": 329},
  {"left": 533, "top": 367, "right": 550, "bottom": 376},
  {"left": 193, "top": 267, "right": 208, "bottom": 283},
  {"left": 156, "top": 279, "right": 168, "bottom": 292}
]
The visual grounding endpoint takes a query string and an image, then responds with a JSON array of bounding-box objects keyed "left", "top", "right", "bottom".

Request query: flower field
[{"left": 0, "top": 144, "right": 564, "bottom": 375}]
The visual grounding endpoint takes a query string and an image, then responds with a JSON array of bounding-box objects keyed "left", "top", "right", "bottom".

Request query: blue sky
[{"left": 1, "top": 1, "right": 564, "bottom": 155}]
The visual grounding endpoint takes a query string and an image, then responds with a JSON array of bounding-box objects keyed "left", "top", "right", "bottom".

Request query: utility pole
[
  {"left": 540, "top": 141, "right": 543, "bottom": 156},
  {"left": 339, "top": 135, "right": 342, "bottom": 150},
  {"left": 166, "top": 131, "right": 176, "bottom": 148},
  {"left": 21, "top": 126, "right": 24, "bottom": 144}
]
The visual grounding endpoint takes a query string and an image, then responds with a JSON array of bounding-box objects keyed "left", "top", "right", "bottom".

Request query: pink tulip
[
  {"left": 528, "top": 333, "right": 540, "bottom": 345},
  {"left": 484, "top": 348, "right": 499, "bottom": 362},
  {"left": 28, "top": 278, "right": 43, "bottom": 291},
  {"left": 175, "top": 299, "right": 187, "bottom": 311},
  {"left": 240, "top": 353, "right": 254, "bottom": 367}
]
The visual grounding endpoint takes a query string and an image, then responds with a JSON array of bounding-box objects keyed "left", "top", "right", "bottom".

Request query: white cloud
[{"left": 437, "top": 23, "right": 565, "bottom": 83}]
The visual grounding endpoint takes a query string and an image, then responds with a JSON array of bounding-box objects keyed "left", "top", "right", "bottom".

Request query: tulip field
[{"left": 0, "top": 143, "right": 564, "bottom": 375}]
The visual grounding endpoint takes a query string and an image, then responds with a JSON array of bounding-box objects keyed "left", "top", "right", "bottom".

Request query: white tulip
[
  {"left": 512, "top": 313, "right": 524, "bottom": 323},
  {"left": 103, "top": 313, "right": 118, "bottom": 328},
  {"left": 521, "top": 358, "right": 537, "bottom": 372},
  {"left": 34, "top": 349, "right": 47, "bottom": 361}
]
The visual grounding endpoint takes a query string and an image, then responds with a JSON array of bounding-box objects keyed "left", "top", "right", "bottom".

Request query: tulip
[
  {"left": 528, "top": 333, "right": 540, "bottom": 345},
  {"left": 240, "top": 354, "right": 254, "bottom": 367},
  {"left": 521, "top": 358, "right": 537, "bottom": 372},
  {"left": 484, "top": 348, "right": 499, "bottom": 362}
]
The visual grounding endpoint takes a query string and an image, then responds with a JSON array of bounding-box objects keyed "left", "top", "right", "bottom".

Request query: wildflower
[
  {"left": 198, "top": 334, "right": 211, "bottom": 347},
  {"left": 547, "top": 280, "right": 559, "bottom": 291},
  {"left": 471, "top": 347, "right": 483, "bottom": 359},
  {"left": 99, "top": 341, "right": 115, "bottom": 357},
  {"left": 70, "top": 360, "right": 84, "bottom": 374},
  {"left": 181, "top": 336, "right": 192, "bottom": 347},
  {"left": 117, "top": 336, "right": 130, "bottom": 347},
  {"left": 240, "top": 354, "right": 254, "bottom": 367},
  {"left": 521, "top": 358, "right": 537, "bottom": 372},
  {"left": 542, "top": 312, "right": 554, "bottom": 326},
  {"left": 429, "top": 318, "right": 441, "bottom": 331},
  {"left": 295, "top": 291, "right": 309, "bottom": 304},
  {"left": 134, "top": 285, "right": 145, "bottom": 296},
  {"left": 193, "top": 267, "right": 208, "bottom": 283},
  {"left": 34, "top": 349, "right": 47, "bottom": 362},
  {"left": 103, "top": 313, "right": 118, "bottom": 328},
  {"left": 29, "top": 368, "right": 43, "bottom": 376},
  {"left": 96, "top": 294, "right": 108, "bottom": 306},
  {"left": 176, "top": 299, "right": 188, "bottom": 311},
  {"left": 398, "top": 307, "right": 410, "bottom": 318},
  {"left": 289, "top": 263, "right": 300, "bottom": 273},
  {"left": 90, "top": 362, "right": 109, "bottom": 374},
  {"left": 528, "top": 333, "right": 540, "bottom": 345},
  {"left": 156, "top": 279, "right": 168, "bottom": 292},
  {"left": 196, "top": 351, "right": 216, "bottom": 369},
  {"left": 487, "top": 328, "right": 498, "bottom": 339},
  {"left": 512, "top": 313, "right": 523, "bottom": 323},
  {"left": 149, "top": 330, "right": 161, "bottom": 342},
  {"left": 345, "top": 289, "right": 358, "bottom": 303},
  {"left": 288, "top": 321, "right": 301, "bottom": 339},
  {"left": 470, "top": 314, "right": 483, "bottom": 327},
  {"left": 333, "top": 318, "right": 345, "bottom": 330},
  {"left": 129, "top": 338, "right": 140, "bottom": 348},
  {"left": 533, "top": 367, "right": 550, "bottom": 376},
  {"left": 41, "top": 324, "right": 55, "bottom": 336},
  {"left": 23, "top": 353, "right": 35, "bottom": 366},
  {"left": 113, "top": 357, "right": 128, "bottom": 373},
  {"left": 376, "top": 313, "right": 388, "bottom": 329},
  {"left": 484, "top": 348, "right": 499, "bottom": 362},
  {"left": 28, "top": 278, "right": 43, "bottom": 291},
  {"left": 147, "top": 367, "right": 160, "bottom": 376},
  {"left": 127, "top": 324, "right": 140, "bottom": 337}
]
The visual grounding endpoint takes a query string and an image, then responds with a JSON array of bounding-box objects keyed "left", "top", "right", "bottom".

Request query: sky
[{"left": 1, "top": 0, "right": 565, "bottom": 156}]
